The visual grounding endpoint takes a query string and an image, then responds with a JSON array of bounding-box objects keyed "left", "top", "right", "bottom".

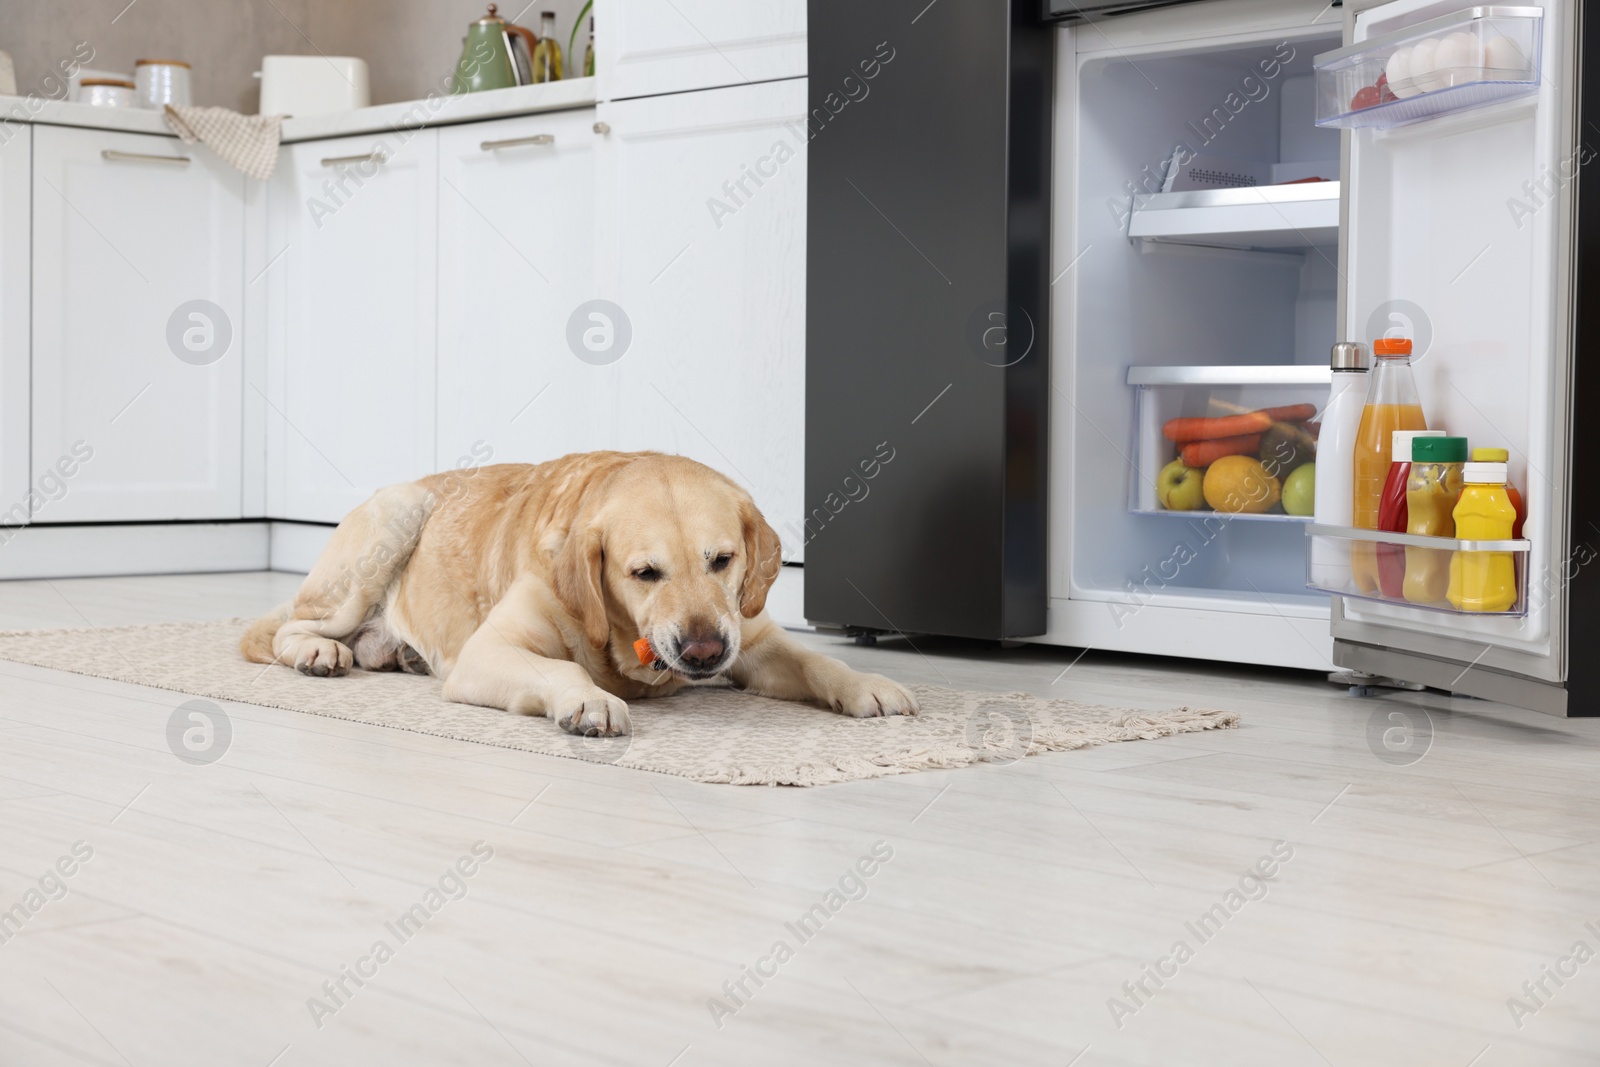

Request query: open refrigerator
[
  {"left": 1316, "top": 0, "right": 1589, "bottom": 717},
  {"left": 1044, "top": 0, "right": 1596, "bottom": 715}
]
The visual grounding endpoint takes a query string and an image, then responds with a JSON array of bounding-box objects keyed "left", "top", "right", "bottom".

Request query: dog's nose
[{"left": 677, "top": 632, "right": 726, "bottom": 671}]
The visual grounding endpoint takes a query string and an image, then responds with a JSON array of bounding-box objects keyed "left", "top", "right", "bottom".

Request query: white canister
[
  {"left": 256, "top": 56, "right": 369, "bottom": 117},
  {"left": 80, "top": 78, "right": 137, "bottom": 108},
  {"left": 135, "top": 59, "right": 192, "bottom": 108}
]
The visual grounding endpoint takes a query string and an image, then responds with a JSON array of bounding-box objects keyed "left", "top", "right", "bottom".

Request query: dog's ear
[
  {"left": 738, "top": 501, "right": 783, "bottom": 618},
  {"left": 554, "top": 526, "right": 609, "bottom": 648}
]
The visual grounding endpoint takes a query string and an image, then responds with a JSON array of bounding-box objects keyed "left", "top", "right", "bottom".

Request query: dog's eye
[
  {"left": 632, "top": 567, "right": 662, "bottom": 582},
  {"left": 709, "top": 554, "right": 733, "bottom": 573}
]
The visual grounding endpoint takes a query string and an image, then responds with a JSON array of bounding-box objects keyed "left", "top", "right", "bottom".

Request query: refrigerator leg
[{"left": 1328, "top": 670, "right": 1427, "bottom": 697}]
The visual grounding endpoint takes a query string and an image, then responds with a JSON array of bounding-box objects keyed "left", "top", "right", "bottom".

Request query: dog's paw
[
  {"left": 826, "top": 672, "right": 919, "bottom": 718},
  {"left": 555, "top": 689, "right": 632, "bottom": 737},
  {"left": 295, "top": 638, "right": 352, "bottom": 677}
]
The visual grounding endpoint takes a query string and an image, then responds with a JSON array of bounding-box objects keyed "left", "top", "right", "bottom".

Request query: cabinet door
[
  {"left": 0, "top": 127, "right": 27, "bottom": 524},
  {"left": 32, "top": 127, "right": 244, "bottom": 522},
  {"left": 266, "top": 130, "right": 437, "bottom": 523},
  {"left": 436, "top": 109, "right": 600, "bottom": 470},
  {"left": 595, "top": 79, "right": 807, "bottom": 554},
  {"left": 600, "top": 0, "right": 805, "bottom": 100}
]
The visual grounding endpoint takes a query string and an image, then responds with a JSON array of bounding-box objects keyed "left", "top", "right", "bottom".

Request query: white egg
[
  {"left": 1485, "top": 32, "right": 1528, "bottom": 75},
  {"left": 1434, "top": 31, "right": 1485, "bottom": 87},
  {"left": 1409, "top": 38, "right": 1442, "bottom": 93},
  {"left": 1386, "top": 46, "right": 1418, "bottom": 98}
]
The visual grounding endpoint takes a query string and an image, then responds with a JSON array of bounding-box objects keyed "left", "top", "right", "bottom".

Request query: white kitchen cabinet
[
  {"left": 594, "top": 79, "right": 807, "bottom": 552},
  {"left": 265, "top": 130, "right": 438, "bottom": 523},
  {"left": 599, "top": 0, "right": 805, "bottom": 100},
  {"left": 436, "top": 108, "right": 602, "bottom": 470},
  {"left": 0, "top": 127, "right": 28, "bottom": 524},
  {"left": 31, "top": 127, "right": 244, "bottom": 522}
]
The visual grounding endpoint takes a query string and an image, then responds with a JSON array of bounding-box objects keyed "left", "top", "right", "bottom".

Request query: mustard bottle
[{"left": 1447, "top": 450, "right": 1518, "bottom": 613}]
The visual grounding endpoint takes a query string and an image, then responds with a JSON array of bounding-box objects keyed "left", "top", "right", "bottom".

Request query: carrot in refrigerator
[{"left": 1351, "top": 337, "right": 1427, "bottom": 592}]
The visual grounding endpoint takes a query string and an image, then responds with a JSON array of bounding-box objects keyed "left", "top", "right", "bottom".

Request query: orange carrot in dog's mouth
[{"left": 634, "top": 637, "right": 667, "bottom": 670}]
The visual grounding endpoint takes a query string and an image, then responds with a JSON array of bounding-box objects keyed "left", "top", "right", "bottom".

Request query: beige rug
[{"left": 0, "top": 619, "right": 1240, "bottom": 786}]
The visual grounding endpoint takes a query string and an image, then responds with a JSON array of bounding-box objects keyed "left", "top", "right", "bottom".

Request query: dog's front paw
[
  {"left": 555, "top": 689, "right": 632, "bottom": 737},
  {"left": 294, "top": 638, "right": 352, "bottom": 677},
  {"left": 825, "top": 672, "right": 918, "bottom": 718}
]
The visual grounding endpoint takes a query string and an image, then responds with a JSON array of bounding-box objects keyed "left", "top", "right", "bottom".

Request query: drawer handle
[
  {"left": 593, "top": 121, "right": 610, "bottom": 134},
  {"left": 102, "top": 149, "right": 190, "bottom": 166},
  {"left": 481, "top": 134, "right": 554, "bottom": 151},
  {"left": 320, "top": 150, "right": 387, "bottom": 168}
]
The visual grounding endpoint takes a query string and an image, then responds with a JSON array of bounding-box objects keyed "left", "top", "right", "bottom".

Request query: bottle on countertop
[
  {"left": 1376, "top": 429, "right": 1445, "bottom": 599},
  {"left": 1403, "top": 435, "right": 1468, "bottom": 604},
  {"left": 1448, "top": 452, "right": 1519, "bottom": 612},
  {"left": 533, "top": 10, "right": 564, "bottom": 82},
  {"left": 1352, "top": 337, "right": 1427, "bottom": 592}
]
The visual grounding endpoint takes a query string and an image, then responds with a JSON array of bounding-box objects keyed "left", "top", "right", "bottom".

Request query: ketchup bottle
[{"left": 1376, "top": 429, "right": 1444, "bottom": 599}]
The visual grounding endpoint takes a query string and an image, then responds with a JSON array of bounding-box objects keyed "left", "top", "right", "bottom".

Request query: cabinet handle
[
  {"left": 593, "top": 121, "right": 610, "bottom": 134},
  {"left": 480, "top": 134, "right": 554, "bottom": 151},
  {"left": 320, "top": 150, "right": 387, "bottom": 168},
  {"left": 102, "top": 149, "right": 190, "bottom": 166}
]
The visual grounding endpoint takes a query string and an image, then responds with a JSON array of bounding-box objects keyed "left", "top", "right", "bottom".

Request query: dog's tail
[{"left": 240, "top": 601, "right": 292, "bottom": 664}]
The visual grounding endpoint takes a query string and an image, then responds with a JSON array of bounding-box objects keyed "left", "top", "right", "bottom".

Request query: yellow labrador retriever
[{"left": 241, "top": 452, "right": 918, "bottom": 735}]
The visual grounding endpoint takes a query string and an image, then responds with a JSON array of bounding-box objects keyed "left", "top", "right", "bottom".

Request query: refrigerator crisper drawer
[
  {"left": 1314, "top": 5, "right": 1543, "bottom": 129},
  {"left": 1127, "top": 366, "right": 1330, "bottom": 523},
  {"left": 1306, "top": 523, "right": 1531, "bottom": 617}
]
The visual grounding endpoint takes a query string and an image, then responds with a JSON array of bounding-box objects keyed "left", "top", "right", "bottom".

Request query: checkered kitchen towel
[{"left": 162, "top": 105, "right": 284, "bottom": 181}]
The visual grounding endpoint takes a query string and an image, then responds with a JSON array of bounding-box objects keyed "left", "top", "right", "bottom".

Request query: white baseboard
[
  {"left": 268, "top": 521, "right": 336, "bottom": 573},
  {"left": 0, "top": 523, "right": 269, "bottom": 580}
]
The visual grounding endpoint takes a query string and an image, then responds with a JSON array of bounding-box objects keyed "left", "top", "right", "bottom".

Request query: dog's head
[{"left": 553, "top": 456, "right": 782, "bottom": 680}]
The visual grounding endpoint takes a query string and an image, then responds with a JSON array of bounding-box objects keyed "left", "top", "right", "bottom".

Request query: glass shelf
[
  {"left": 1314, "top": 6, "right": 1542, "bottom": 130},
  {"left": 1127, "top": 182, "right": 1341, "bottom": 251},
  {"left": 1305, "top": 523, "right": 1531, "bottom": 617}
]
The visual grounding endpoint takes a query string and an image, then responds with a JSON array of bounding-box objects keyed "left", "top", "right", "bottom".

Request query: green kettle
[{"left": 452, "top": 4, "right": 538, "bottom": 93}]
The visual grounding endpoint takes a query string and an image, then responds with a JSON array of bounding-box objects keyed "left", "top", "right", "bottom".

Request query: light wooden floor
[{"left": 1, "top": 572, "right": 1598, "bottom": 1066}]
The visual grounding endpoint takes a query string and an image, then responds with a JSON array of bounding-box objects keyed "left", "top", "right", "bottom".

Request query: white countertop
[{"left": 0, "top": 77, "right": 597, "bottom": 145}]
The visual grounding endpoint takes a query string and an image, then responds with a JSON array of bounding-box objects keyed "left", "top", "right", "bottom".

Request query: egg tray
[{"left": 1314, "top": 5, "right": 1542, "bottom": 130}]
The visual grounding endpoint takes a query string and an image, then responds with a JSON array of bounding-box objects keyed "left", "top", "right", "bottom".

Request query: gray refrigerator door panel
[{"left": 805, "top": 0, "right": 1052, "bottom": 639}]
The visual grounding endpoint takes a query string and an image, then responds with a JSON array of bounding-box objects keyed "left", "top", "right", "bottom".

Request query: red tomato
[
  {"left": 1351, "top": 85, "right": 1383, "bottom": 110},
  {"left": 1376, "top": 73, "right": 1398, "bottom": 102}
]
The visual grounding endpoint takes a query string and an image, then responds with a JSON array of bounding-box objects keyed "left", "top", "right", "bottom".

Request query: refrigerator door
[{"left": 1330, "top": 0, "right": 1580, "bottom": 699}]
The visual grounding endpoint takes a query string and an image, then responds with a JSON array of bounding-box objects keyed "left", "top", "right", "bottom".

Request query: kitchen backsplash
[{"left": 3, "top": 0, "right": 593, "bottom": 113}]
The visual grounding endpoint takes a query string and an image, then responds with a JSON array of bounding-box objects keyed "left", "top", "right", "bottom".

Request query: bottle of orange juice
[{"left": 1351, "top": 337, "right": 1427, "bottom": 592}]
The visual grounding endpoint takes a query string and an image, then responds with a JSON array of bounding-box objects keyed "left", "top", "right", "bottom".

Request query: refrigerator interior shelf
[
  {"left": 1128, "top": 366, "right": 1330, "bottom": 522},
  {"left": 1126, "top": 182, "right": 1340, "bottom": 251},
  {"left": 1130, "top": 504, "right": 1312, "bottom": 524},
  {"left": 1305, "top": 523, "right": 1531, "bottom": 617},
  {"left": 1314, "top": 6, "right": 1542, "bottom": 130}
]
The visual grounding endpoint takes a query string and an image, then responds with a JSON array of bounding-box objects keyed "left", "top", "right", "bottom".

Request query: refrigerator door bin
[
  {"left": 1127, "top": 182, "right": 1341, "bottom": 251},
  {"left": 1306, "top": 523, "right": 1531, "bottom": 617},
  {"left": 1128, "top": 365, "right": 1331, "bottom": 522},
  {"left": 1314, "top": 6, "right": 1543, "bottom": 130}
]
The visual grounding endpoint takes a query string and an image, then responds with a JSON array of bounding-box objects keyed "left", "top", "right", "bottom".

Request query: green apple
[
  {"left": 1283, "top": 462, "right": 1316, "bottom": 516},
  {"left": 1157, "top": 458, "right": 1206, "bottom": 511}
]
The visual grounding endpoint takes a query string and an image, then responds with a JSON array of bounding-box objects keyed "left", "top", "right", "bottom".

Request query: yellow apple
[{"left": 1157, "top": 458, "right": 1206, "bottom": 511}]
